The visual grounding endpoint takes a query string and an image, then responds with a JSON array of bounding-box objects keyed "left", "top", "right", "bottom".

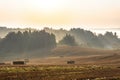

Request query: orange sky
[{"left": 0, "top": 0, "right": 120, "bottom": 29}]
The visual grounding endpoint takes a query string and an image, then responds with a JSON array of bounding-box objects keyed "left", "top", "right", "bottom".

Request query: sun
[{"left": 28, "top": 0, "right": 65, "bottom": 13}]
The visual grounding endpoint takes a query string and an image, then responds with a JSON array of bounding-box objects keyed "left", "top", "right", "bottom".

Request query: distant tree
[
  {"left": 59, "top": 34, "right": 77, "bottom": 46},
  {"left": 0, "top": 30, "right": 56, "bottom": 53},
  {"left": 43, "top": 27, "right": 120, "bottom": 49}
]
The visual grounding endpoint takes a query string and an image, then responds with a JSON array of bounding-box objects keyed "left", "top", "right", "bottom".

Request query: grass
[{"left": 0, "top": 65, "right": 120, "bottom": 80}]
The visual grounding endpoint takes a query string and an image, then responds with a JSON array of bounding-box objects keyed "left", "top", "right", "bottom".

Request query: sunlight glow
[
  {"left": 27, "top": 0, "right": 65, "bottom": 13},
  {"left": 0, "top": 0, "right": 120, "bottom": 31}
]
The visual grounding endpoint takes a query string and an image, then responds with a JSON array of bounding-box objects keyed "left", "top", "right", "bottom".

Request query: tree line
[
  {"left": 0, "top": 30, "right": 56, "bottom": 53},
  {"left": 45, "top": 27, "right": 120, "bottom": 49},
  {"left": 0, "top": 27, "right": 120, "bottom": 54}
]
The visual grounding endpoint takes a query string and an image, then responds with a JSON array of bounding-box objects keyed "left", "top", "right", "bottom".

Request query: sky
[{"left": 0, "top": 0, "right": 120, "bottom": 30}]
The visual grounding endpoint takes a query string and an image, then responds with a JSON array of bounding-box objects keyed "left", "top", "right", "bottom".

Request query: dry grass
[{"left": 0, "top": 65, "right": 120, "bottom": 80}]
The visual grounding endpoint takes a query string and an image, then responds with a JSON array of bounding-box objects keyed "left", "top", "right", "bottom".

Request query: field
[
  {"left": 0, "top": 64, "right": 120, "bottom": 80},
  {"left": 1, "top": 46, "right": 120, "bottom": 80}
]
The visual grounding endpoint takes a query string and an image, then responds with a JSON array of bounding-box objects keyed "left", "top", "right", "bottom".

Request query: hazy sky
[{"left": 0, "top": 0, "right": 120, "bottom": 29}]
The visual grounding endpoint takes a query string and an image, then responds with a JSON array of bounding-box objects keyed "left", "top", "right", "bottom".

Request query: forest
[
  {"left": 0, "top": 30, "right": 56, "bottom": 54},
  {"left": 45, "top": 27, "right": 120, "bottom": 49},
  {"left": 0, "top": 27, "right": 120, "bottom": 55}
]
